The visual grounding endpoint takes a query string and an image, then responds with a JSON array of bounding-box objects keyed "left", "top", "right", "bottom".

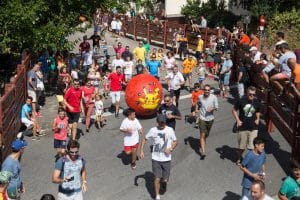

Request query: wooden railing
[
  {"left": 233, "top": 43, "right": 300, "bottom": 164},
  {"left": 103, "top": 15, "right": 231, "bottom": 50},
  {"left": 0, "top": 55, "right": 30, "bottom": 163}
]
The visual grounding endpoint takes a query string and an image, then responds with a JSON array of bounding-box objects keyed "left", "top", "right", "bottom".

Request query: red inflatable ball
[{"left": 125, "top": 74, "right": 163, "bottom": 116}]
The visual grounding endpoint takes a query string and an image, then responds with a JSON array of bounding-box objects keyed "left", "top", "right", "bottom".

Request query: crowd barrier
[{"left": 0, "top": 55, "right": 30, "bottom": 163}]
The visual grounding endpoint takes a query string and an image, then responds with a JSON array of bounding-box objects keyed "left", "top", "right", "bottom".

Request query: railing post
[
  {"left": 204, "top": 28, "right": 208, "bottom": 48},
  {"left": 147, "top": 21, "right": 150, "bottom": 43},
  {"left": 134, "top": 17, "right": 137, "bottom": 41},
  {"left": 163, "top": 20, "right": 167, "bottom": 49}
]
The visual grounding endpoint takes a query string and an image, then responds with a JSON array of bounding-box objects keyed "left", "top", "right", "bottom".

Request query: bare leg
[
  {"left": 72, "top": 122, "right": 78, "bottom": 140},
  {"left": 154, "top": 178, "right": 160, "bottom": 198}
]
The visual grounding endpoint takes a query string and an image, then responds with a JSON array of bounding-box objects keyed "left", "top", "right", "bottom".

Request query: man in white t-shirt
[
  {"left": 111, "top": 53, "right": 125, "bottom": 72},
  {"left": 165, "top": 66, "right": 185, "bottom": 107},
  {"left": 116, "top": 18, "right": 123, "bottom": 37},
  {"left": 242, "top": 180, "right": 274, "bottom": 200},
  {"left": 120, "top": 108, "right": 143, "bottom": 169},
  {"left": 83, "top": 47, "right": 93, "bottom": 73},
  {"left": 140, "top": 115, "right": 178, "bottom": 200},
  {"left": 123, "top": 56, "right": 134, "bottom": 81}
]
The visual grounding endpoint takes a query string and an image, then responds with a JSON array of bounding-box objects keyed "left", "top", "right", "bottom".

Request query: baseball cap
[
  {"left": 249, "top": 46, "right": 258, "bottom": 51},
  {"left": 157, "top": 114, "right": 166, "bottom": 123},
  {"left": 197, "top": 35, "right": 201, "bottom": 38},
  {"left": 11, "top": 139, "right": 28, "bottom": 151},
  {"left": 0, "top": 171, "right": 13, "bottom": 184}
]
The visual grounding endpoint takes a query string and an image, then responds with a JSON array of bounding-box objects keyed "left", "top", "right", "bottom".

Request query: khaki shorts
[
  {"left": 27, "top": 90, "right": 37, "bottom": 102},
  {"left": 238, "top": 130, "right": 258, "bottom": 150},
  {"left": 198, "top": 119, "right": 214, "bottom": 136}
]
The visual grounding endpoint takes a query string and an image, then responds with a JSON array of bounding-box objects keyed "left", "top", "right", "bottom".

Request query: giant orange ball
[{"left": 125, "top": 74, "right": 163, "bottom": 116}]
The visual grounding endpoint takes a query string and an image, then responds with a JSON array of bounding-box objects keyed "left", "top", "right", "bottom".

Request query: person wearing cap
[
  {"left": 140, "top": 114, "right": 178, "bottom": 200},
  {"left": 182, "top": 55, "right": 197, "bottom": 91},
  {"left": 195, "top": 35, "right": 204, "bottom": 60},
  {"left": 158, "top": 94, "right": 182, "bottom": 130},
  {"left": 0, "top": 171, "right": 13, "bottom": 200},
  {"left": 133, "top": 41, "right": 146, "bottom": 63},
  {"left": 249, "top": 46, "right": 262, "bottom": 63},
  {"left": 2, "top": 139, "right": 28, "bottom": 199}
]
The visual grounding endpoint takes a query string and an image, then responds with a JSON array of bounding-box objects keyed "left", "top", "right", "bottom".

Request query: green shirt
[
  {"left": 143, "top": 43, "right": 150, "bottom": 56},
  {"left": 279, "top": 176, "right": 300, "bottom": 199}
]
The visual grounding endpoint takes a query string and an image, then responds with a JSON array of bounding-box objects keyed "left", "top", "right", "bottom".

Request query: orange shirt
[
  {"left": 250, "top": 36, "right": 260, "bottom": 49},
  {"left": 182, "top": 59, "right": 196, "bottom": 74},
  {"left": 192, "top": 90, "right": 203, "bottom": 104},
  {"left": 293, "top": 65, "right": 300, "bottom": 83},
  {"left": 240, "top": 34, "right": 250, "bottom": 45}
]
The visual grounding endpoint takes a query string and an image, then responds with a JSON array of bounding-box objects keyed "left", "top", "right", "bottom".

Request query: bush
[{"left": 267, "top": 9, "right": 300, "bottom": 49}]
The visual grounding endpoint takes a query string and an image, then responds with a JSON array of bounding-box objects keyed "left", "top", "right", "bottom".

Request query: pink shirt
[
  {"left": 54, "top": 116, "right": 68, "bottom": 141},
  {"left": 81, "top": 86, "right": 95, "bottom": 104}
]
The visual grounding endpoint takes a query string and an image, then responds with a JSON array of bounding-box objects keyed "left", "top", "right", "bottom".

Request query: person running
[
  {"left": 158, "top": 94, "right": 182, "bottom": 130},
  {"left": 52, "top": 140, "right": 87, "bottom": 200},
  {"left": 119, "top": 109, "right": 143, "bottom": 169},
  {"left": 2, "top": 139, "right": 28, "bottom": 200},
  {"left": 52, "top": 108, "right": 69, "bottom": 160},
  {"left": 108, "top": 66, "right": 125, "bottom": 118},
  {"left": 146, "top": 53, "right": 161, "bottom": 80},
  {"left": 164, "top": 66, "right": 185, "bottom": 107},
  {"left": 140, "top": 114, "right": 178, "bottom": 200},
  {"left": 240, "top": 137, "right": 266, "bottom": 199},
  {"left": 81, "top": 80, "right": 96, "bottom": 133},
  {"left": 197, "top": 84, "right": 218, "bottom": 159},
  {"left": 94, "top": 94, "right": 106, "bottom": 130},
  {"left": 182, "top": 55, "right": 197, "bottom": 91},
  {"left": 232, "top": 86, "right": 261, "bottom": 165},
  {"left": 63, "top": 79, "right": 82, "bottom": 140},
  {"left": 133, "top": 41, "right": 146, "bottom": 63},
  {"left": 123, "top": 56, "right": 134, "bottom": 81}
]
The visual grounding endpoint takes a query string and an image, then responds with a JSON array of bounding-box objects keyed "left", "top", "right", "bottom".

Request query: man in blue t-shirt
[
  {"left": 2, "top": 139, "right": 28, "bottom": 199},
  {"left": 239, "top": 137, "right": 266, "bottom": 199},
  {"left": 52, "top": 140, "right": 87, "bottom": 199},
  {"left": 21, "top": 96, "right": 42, "bottom": 140},
  {"left": 146, "top": 53, "right": 161, "bottom": 79}
]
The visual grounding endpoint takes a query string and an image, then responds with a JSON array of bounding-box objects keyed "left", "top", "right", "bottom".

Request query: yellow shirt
[
  {"left": 196, "top": 39, "right": 204, "bottom": 52},
  {"left": 182, "top": 59, "right": 196, "bottom": 74},
  {"left": 133, "top": 47, "right": 146, "bottom": 62}
]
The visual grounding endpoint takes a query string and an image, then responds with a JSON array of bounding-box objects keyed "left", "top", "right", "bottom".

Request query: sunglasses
[
  {"left": 69, "top": 150, "right": 79, "bottom": 155},
  {"left": 164, "top": 99, "right": 171, "bottom": 102},
  {"left": 248, "top": 93, "right": 256, "bottom": 96}
]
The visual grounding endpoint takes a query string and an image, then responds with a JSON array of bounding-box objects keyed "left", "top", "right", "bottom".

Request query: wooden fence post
[
  {"left": 163, "top": 20, "right": 168, "bottom": 49},
  {"left": 147, "top": 21, "right": 150, "bottom": 43},
  {"left": 134, "top": 17, "right": 137, "bottom": 41},
  {"left": 204, "top": 28, "right": 208, "bottom": 48}
]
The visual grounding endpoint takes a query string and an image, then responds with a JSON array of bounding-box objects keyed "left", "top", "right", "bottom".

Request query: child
[
  {"left": 119, "top": 108, "right": 143, "bottom": 169},
  {"left": 103, "top": 70, "right": 110, "bottom": 99},
  {"left": 197, "top": 59, "right": 207, "bottom": 88},
  {"left": 135, "top": 59, "right": 144, "bottom": 75},
  {"left": 94, "top": 94, "right": 106, "bottom": 130},
  {"left": 185, "top": 83, "right": 203, "bottom": 124},
  {"left": 52, "top": 109, "right": 68, "bottom": 160}
]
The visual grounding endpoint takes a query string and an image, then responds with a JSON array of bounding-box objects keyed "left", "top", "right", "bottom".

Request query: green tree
[
  {"left": 0, "top": 0, "right": 99, "bottom": 54},
  {"left": 267, "top": 9, "right": 300, "bottom": 49}
]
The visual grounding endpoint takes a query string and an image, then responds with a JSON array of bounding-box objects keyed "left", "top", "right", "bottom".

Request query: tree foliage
[
  {"left": 0, "top": 0, "right": 99, "bottom": 54},
  {"left": 181, "top": 0, "right": 240, "bottom": 29},
  {"left": 267, "top": 9, "right": 300, "bottom": 49}
]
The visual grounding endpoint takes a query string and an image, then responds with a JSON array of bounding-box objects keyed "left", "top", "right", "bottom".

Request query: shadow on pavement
[
  {"left": 258, "top": 123, "right": 291, "bottom": 175},
  {"left": 134, "top": 171, "right": 155, "bottom": 198},
  {"left": 215, "top": 145, "right": 239, "bottom": 163},
  {"left": 116, "top": 151, "right": 132, "bottom": 165},
  {"left": 222, "top": 191, "right": 240, "bottom": 200},
  {"left": 184, "top": 136, "right": 200, "bottom": 156}
]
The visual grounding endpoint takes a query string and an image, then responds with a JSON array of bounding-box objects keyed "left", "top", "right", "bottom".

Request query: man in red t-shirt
[
  {"left": 108, "top": 66, "right": 125, "bottom": 118},
  {"left": 79, "top": 35, "right": 90, "bottom": 55},
  {"left": 63, "top": 79, "right": 82, "bottom": 140}
]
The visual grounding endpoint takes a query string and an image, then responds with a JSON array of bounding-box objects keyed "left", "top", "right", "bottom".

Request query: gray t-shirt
[
  {"left": 198, "top": 94, "right": 218, "bottom": 121},
  {"left": 279, "top": 51, "right": 296, "bottom": 77},
  {"left": 27, "top": 70, "right": 37, "bottom": 91}
]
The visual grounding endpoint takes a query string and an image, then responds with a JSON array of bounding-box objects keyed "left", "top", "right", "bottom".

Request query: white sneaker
[{"left": 155, "top": 195, "right": 160, "bottom": 200}]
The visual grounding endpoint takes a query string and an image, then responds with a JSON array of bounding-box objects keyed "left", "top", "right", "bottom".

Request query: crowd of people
[{"left": 0, "top": 11, "right": 300, "bottom": 200}]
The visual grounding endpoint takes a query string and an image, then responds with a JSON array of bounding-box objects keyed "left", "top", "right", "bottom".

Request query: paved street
[{"left": 20, "top": 29, "right": 291, "bottom": 200}]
